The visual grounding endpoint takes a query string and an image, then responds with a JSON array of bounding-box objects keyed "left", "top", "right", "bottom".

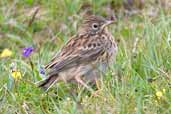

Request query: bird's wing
[{"left": 44, "top": 34, "right": 105, "bottom": 75}]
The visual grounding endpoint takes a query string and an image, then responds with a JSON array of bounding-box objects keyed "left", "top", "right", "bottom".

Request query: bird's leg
[
  {"left": 75, "top": 76, "right": 94, "bottom": 93},
  {"left": 90, "top": 78, "right": 102, "bottom": 97},
  {"left": 95, "top": 78, "right": 100, "bottom": 90}
]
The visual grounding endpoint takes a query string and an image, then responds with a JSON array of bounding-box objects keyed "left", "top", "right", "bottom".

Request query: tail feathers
[{"left": 37, "top": 75, "right": 58, "bottom": 91}]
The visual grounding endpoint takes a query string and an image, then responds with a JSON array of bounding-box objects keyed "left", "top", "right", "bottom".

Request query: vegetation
[{"left": 0, "top": 0, "right": 171, "bottom": 113}]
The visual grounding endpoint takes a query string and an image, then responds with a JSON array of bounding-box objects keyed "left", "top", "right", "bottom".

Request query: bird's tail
[{"left": 36, "top": 74, "right": 58, "bottom": 91}]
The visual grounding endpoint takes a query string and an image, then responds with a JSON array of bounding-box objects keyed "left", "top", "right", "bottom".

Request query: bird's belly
[
  {"left": 58, "top": 67, "right": 77, "bottom": 82},
  {"left": 57, "top": 62, "right": 108, "bottom": 82},
  {"left": 83, "top": 62, "right": 108, "bottom": 81}
]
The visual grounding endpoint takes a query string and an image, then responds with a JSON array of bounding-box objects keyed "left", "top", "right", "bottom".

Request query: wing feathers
[{"left": 45, "top": 35, "right": 104, "bottom": 75}]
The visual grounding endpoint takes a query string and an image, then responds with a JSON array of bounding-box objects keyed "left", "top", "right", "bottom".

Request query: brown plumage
[{"left": 37, "top": 15, "right": 117, "bottom": 91}]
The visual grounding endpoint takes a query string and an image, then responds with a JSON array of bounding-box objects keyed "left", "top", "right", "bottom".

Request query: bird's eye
[{"left": 92, "top": 23, "right": 99, "bottom": 30}]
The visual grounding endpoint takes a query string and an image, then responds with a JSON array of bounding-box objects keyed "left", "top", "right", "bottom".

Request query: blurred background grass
[{"left": 0, "top": 0, "right": 171, "bottom": 113}]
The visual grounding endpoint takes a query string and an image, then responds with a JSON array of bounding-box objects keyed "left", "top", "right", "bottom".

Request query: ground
[{"left": 0, "top": 0, "right": 171, "bottom": 114}]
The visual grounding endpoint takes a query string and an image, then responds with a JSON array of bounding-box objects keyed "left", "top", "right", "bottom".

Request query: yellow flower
[
  {"left": 156, "top": 91, "right": 163, "bottom": 99},
  {"left": 11, "top": 71, "right": 22, "bottom": 80},
  {"left": 162, "top": 89, "right": 166, "bottom": 93},
  {"left": 0, "top": 48, "right": 12, "bottom": 58}
]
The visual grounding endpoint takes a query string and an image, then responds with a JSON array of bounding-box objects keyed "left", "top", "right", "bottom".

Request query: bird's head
[{"left": 78, "top": 15, "right": 115, "bottom": 35}]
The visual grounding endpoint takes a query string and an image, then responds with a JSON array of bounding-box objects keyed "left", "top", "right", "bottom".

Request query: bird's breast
[{"left": 99, "top": 31, "right": 117, "bottom": 67}]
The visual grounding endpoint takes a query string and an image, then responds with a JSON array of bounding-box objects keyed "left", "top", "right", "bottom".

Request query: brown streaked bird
[{"left": 37, "top": 15, "right": 117, "bottom": 91}]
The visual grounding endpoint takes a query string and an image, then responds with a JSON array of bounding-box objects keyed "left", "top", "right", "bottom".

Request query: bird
[{"left": 37, "top": 15, "right": 117, "bottom": 92}]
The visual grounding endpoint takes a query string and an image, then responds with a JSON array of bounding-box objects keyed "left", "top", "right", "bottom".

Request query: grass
[{"left": 0, "top": 0, "right": 171, "bottom": 113}]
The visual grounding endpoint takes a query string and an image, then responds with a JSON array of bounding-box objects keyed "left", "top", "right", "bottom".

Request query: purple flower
[
  {"left": 39, "top": 66, "right": 45, "bottom": 75},
  {"left": 22, "top": 46, "right": 34, "bottom": 57}
]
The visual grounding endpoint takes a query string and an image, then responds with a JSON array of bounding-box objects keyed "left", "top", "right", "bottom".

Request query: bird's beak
[
  {"left": 105, "top": 20, "right": 115, "bottom": 26},
  {"left": 102, "top": 20, "right": 115, "bottom": 29}
]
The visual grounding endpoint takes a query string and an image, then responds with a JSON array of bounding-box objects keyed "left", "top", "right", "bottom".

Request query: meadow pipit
[{"left": 38, "top": 15, "right": 117, "bottom": 92}]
